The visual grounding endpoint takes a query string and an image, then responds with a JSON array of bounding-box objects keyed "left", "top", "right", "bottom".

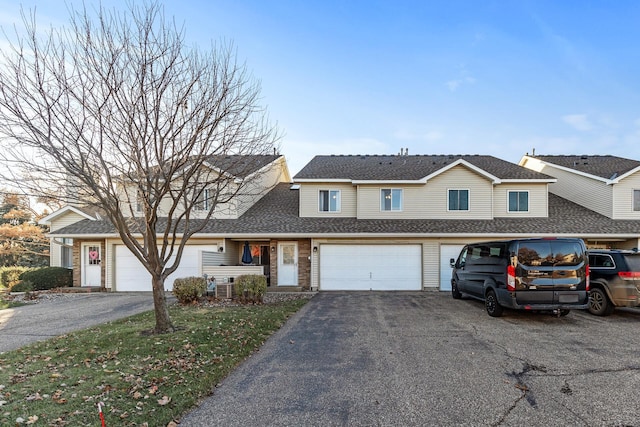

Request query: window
[
  {"left": 60, "top": 238, "right": 73, "bottom": 269},
  {"left": 448, "top": 189, "right": 469, "bottom": 211},
  {"left": 319, "top": 190, "right": 341, "bottom": 212},
  {"left": 508, "top": 191, "right": 529, "bottom": 212},
  {"left": 634, "top": 189, "right": 640, "bottom": 211},
  {"left": 135, "top": 191, "right": 143, "bottom": 213},
  {"left": 195, "top": 188, "right": 211, "bottom": 211},
  {"left": 381, "top": 189, "right": 402, "bottom": 211}
]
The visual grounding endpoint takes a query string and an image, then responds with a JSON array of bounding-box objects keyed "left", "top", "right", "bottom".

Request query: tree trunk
[{"left": 152, "top": 276, "right": 174, "bottom": 333}]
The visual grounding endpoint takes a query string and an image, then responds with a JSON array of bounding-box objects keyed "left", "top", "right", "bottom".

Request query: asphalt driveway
[
  {"left": 0, "top": 293, "right": 168, "bottom": 353},
  {"left": 180, "top": 292, "right": 640, "bottom": 426}
]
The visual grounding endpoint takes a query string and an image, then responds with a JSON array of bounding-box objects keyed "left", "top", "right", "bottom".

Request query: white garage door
[
  {"left": 115, "top": 245, "right": 213, "bottom": 291},
  {"left": 320, "top": 245, "right": 422, "bottom": 291},
  {"left": 440, "top": 245, "right": 465, "bottom": 291}
]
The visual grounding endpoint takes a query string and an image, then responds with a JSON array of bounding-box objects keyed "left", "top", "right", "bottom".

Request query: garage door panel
[
  {"left": 115, "top": 245, "right": 211, "bottom": 292},
  {"left": 440, "top": 245, "right": 464, "bottom": 291},
  {"left": 320, "top": 245, "right": 421, "bottom": 291}
]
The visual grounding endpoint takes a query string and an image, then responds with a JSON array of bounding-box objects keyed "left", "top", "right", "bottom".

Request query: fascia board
[
  {"left": 424, "top": 159, "right": 501, "bottom": 183},
  {"left": 38, "top": 206, "right": 97, "bottom": 225}
]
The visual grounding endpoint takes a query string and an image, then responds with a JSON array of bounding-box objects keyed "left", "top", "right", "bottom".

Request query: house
[
  {"left": 519, "top": 154, "right": 640, "bottom": 221},
  {"left": 40, "top": 154, "right": 291, "bottom": 291},
  {"left": 41, "top": 152, "right": 640, "bottom": 293}
]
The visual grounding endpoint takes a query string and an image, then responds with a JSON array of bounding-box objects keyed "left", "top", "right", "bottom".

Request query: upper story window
[
  {"left": 319, "top": 190, "right": 341, "bottom": 212},
  {"left": 508, "top": 191, "right": 529, "bottom": 212},
  {"left": 634, "top": 189, "right": 640, "bottom": 211},
  {"left": 195, "top": 188, "right": 211, "bottom": 211},
  {"left": 381, "top": 189, "right": 402, "bottom": 211},
  {"left": 448, "top": 189, "right": 469, "bottom": 211},
  {"left": 135, "top": 190, "right": 143, "bottom": 213}
]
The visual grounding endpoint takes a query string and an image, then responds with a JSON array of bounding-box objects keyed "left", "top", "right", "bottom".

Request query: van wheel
[
  {"left": 451, "top": 281, "right": 462, "bottom": 299},
  {"left": 588, "top": 288, "right": 614, "bottom": 316},
  {"left": 485, "top": 290, "right": 503, "bottom": 317},
  {"left": 559, "top": 309, "right": 570, "bottom": 317}
]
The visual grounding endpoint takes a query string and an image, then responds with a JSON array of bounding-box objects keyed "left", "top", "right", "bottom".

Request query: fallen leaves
[{"left": 157, "top": 395, "right": 171, "bottom": 406}]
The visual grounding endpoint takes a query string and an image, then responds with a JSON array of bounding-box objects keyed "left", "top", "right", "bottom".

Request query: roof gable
[
  {"left": 523, "top": 155, "right": 640, "bottom": 183},
  {"left": 39, "top": 205, "right": 99, "bottom": 225}
]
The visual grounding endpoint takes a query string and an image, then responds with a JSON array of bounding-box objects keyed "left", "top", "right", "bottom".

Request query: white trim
[
  {"left": 519, "top": 155, "right": 636, "bottom": 185},
  {"left": 39, "top": 206, "right": 97, "bottom": 225}
]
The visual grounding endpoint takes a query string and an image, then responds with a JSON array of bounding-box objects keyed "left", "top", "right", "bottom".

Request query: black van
[{"left": 449, "top": 238, "right": 590, "bottom": 317}]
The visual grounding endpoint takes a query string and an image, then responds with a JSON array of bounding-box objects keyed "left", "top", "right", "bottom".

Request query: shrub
[
  {"left": 11, "top": 280, "right": 34, "bottom": 293},
  {"left": 173, "top": 276, "right": 206, "bottom": 304},
  {"left": 19, "top": 267, "right": 73, "bottom": 291},
  {"left": 234, "top": 274, "right": 267, "bottom": 303},
  {"left": 0, "top": 266, "right": 31, "bottom": 290}
]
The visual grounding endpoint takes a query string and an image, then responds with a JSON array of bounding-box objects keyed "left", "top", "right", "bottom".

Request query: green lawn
[
  {"left": 0, "top": 299, "right": 308, "bottom": 426},
  {"left": 0, "top": 298, "right": 25, "bottom": 309}
]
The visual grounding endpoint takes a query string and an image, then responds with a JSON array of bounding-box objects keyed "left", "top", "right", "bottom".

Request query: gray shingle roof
[
  {"left": 294, "top": 154, "right": 554, "bottom": 181},
  {"left": 532, "top": 155, "right": 640, "bottom": 180},
  {"left": 52, "top": 183, "right": 640, "bottom": 237},
  {"left": 206, "top": 155, "right": 282, "bottom": 178}
]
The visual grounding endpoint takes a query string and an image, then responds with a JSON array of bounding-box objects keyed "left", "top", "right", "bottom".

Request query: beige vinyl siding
[
  {"left": 49, "top": 212, "right": 89, "bottom": 232},
  {"left": 299, "top": 183, "right": 356, "bottom": 217},
  {"left": 423, "top": 241, "right": 439, "bottom": 289},
  {"left": 356, "top": 165, "right": 493, "bottom": 219},
  {"left": 494, "top": 184, "right": 548, "bottom": 217},
  {"left": 612, "top": 171, "right": 640, "bottom": 219},
  {"left": 49, "top": 241, "right": 62, "bottom": 267},
  {"left": 528, "top": 161, "right": 613, "bottom": 218},
  {"left": 120, "top": 158, "right": 287, "bottom": 219}
]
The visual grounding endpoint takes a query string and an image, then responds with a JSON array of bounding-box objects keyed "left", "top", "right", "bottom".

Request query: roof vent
[{"left": 290, "top": 184, "right": 300, "bottom": 190}]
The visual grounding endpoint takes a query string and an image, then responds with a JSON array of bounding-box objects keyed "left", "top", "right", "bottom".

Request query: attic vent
[{"left": 290, "top": 184, "right": 300, "bottom": 190}]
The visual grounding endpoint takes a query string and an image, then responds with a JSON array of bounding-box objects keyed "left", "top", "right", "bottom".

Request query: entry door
[
  {"left": 82, "top": 243, "right": 102, "bottom": 287},
  {"left": 277, "top": 242, "right": 298, "bottom": 286}
]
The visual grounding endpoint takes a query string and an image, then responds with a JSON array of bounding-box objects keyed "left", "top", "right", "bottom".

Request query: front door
[
  {"left": 82, "top": 243, "right": 102, "bottom": 287},
  {"left": 277, "top": 242, "right": 298, "bottom": 286}
]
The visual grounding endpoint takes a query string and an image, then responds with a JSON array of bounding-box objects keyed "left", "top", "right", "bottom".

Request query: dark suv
[
  {"left": 450, "top": 238, "right": 590, "bottom": 317},
  {"left": 587, "top": 250, "right": 640, "bottom": 316}
]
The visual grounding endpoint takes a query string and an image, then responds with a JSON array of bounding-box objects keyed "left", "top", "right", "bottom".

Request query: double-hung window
[
  {"left": 381, "top": 189, "right": 402, "bottom": 211},
  {"left": 634, "top": 189, "right": 640, "bottom": 212},
  {"left": 319, "top": 190, "right": 341, "bottom": 212},
  {"left": 448, "top": 189, "right": 469, "bottom": 211},
  {"left": 508, "top": 191, "right": 529, "bottom": 212}
]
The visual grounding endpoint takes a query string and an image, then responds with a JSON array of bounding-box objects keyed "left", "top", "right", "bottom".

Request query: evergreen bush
[{"left": 19, "top": 267, "right": 73, "bottom": 290}]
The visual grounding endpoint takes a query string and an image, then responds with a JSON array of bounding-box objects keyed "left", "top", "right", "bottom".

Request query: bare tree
[{"left": 0, "top": 3, "right": 279, "bottom": 332}]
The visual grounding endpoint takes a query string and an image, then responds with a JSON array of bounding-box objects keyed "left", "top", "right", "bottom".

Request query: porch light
[{"left": 313, "top": 246, "right": 318, "bottom": 253}]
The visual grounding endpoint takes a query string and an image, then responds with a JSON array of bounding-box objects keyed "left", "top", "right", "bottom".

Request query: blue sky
[{"left": 1, "top": 1, "right": 640, "bottom": 175}]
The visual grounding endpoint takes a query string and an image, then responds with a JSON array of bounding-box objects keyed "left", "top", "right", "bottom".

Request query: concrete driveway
[
  {"left": 180, "top": 292, "right": 640, "bottom": 426},
  {"left": 0, "top": 293, "right": 168, "bottom": 353}
]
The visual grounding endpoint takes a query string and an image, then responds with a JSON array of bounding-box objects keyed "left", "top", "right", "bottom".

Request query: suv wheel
[
  {"left": 589, "top": 288, "right": 614, "bottom": 316},
  {"left": 451, "top": 280, "right": 462, "bottom": 299},
  {"left": 485, "top": 289, "right": 503, "bottom": 317}
]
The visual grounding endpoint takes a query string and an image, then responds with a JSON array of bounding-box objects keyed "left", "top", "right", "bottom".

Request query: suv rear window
[
  {"left": 517, "top": 241, "right": 584, "bottom": 267},
  {"left": 622, "top": 254, "right": 640, "bottom": 271}
]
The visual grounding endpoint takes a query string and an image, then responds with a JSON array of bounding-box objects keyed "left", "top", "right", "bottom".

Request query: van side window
[{"left": 590, "top": 254, "right": 615, "bottom": 268}]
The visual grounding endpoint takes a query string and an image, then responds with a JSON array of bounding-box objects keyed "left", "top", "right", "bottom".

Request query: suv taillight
[
  {"left": 618, "top": 271, "right": 640, "bottom": 280},
  {"left": 507, "top": 265, "right": 516, "bottom": 291},
  {"left": 585, "top": 264, "right": 590, "bottom": 291}
]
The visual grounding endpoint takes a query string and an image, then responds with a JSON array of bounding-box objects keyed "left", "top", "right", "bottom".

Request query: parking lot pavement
[
  {"left": 180, "top": 292, "right": 640, "bottom": 426},
  {"left": 0, "top": 293, "right": 169, "bottom": 353}
]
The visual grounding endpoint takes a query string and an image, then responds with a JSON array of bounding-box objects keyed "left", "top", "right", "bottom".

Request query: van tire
[
  {"left": 485, "top": 290, "right": 503, "bottom": 317},
  {"left": 588, "top": 288, "right": 614, "bottom": 316},
  {"left": 451, "top": 281, "right": 462, "bottom": 299}
]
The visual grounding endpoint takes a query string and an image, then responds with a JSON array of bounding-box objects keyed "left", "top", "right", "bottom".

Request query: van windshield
[{"left": 517, "top": 241, "right": 584, "bottom": 266}]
